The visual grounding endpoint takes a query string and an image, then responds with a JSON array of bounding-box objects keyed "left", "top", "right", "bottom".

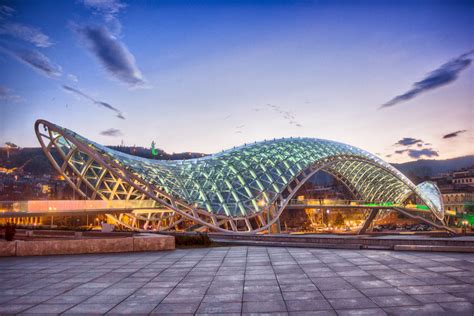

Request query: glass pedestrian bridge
[{"left": 29, "top": 119, "right": 450, "bottom": 234}]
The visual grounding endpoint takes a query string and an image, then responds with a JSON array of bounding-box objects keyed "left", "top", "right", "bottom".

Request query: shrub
[
  {"left": 175, "top": 233, "right": 212, "bottom": 247},
  {"left": 5, "top": 222, "right": 16, "bottom": 241}
]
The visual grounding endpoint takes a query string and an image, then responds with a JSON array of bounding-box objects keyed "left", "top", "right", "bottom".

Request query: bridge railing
[
  {"left": 286, "top": 199, "right": 431, "bottom": 211},
  {"left": 287, "top": 199, "right": 388, "bottom": 206}
]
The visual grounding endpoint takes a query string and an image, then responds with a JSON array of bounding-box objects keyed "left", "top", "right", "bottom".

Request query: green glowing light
[{"left": 151, "top": 141, "right": 158, "bottom": 157}]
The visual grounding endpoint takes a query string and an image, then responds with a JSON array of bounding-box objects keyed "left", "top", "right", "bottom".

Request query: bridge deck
[{"left": 0, "top": 199, "right": 433, "bottom": 217}]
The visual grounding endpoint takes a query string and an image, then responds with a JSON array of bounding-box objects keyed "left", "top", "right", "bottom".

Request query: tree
[{"left": 333, "top": 213, "right": 345, "bottom": 227}]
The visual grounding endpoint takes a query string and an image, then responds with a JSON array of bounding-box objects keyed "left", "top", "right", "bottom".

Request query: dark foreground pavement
[{"left": 1, "top": 247, "right": 474, "bottom": 315}]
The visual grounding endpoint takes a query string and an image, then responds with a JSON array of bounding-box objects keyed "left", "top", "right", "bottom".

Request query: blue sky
[{"left": 0, "top": 0, "right": 473, "bottom": 162}]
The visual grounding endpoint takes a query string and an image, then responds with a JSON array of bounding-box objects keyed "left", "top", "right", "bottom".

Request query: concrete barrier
[
  {"left": 133, "top": 234, "right": 175, "bottom": 252},
  {"left": 0, "top": 241, "right": 16, "bottom": 256},
  {"left": 0, "top": 233, "right": 174, "bottom": 257},
  {"left": 394, "top": 244, "right": 474, "bottom": 253}
]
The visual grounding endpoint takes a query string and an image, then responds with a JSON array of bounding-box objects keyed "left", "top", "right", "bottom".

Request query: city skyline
[{"left": 0, "top": 0, "right": 473, "bottom": 163}]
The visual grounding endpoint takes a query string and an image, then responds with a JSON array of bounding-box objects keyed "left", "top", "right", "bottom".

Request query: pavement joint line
[
  {"left": 148, "top": 247, "right": 213, "bottom": 314},
  {"left": 194, "top": 247, "right": 231, "bottom": 313},
  {"left": 284, "top": 246, "right": 337, "bottom": 313}
]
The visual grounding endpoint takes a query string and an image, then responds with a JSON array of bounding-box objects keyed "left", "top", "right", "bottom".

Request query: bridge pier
[{"left": 358, "top": 208, "right": 379, "bottom": 235}]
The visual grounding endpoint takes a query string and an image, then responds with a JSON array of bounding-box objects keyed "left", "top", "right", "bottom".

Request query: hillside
[
  {"left": 392, "top": 155, "right": 474, "bottom": 183},
  {"left": 0, "top": 146, "right": 207, "bottom": 175}
]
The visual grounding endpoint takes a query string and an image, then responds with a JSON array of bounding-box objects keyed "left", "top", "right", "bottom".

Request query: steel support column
[{"left": 358, "top": 208, "right": 378, "bottom": 235}]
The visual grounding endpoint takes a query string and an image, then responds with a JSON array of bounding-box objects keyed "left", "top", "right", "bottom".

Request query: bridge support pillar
[
  {"left": 267, "top": 206, "right": 281, "bottom": 234},
  {"left": 358, "top": 208, "right": 378, "bottom": 235}
]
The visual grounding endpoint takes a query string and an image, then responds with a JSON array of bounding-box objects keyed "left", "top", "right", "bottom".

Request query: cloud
[
  {"left": 443, "top": 130, "right": 467, "bottom": 139},
  {"left": 67, "top": 74, "right": 78, "bottom": 82},
  {"left": 394, "top": 137, "right": 423, "bottom": 147},
  {"left": 0, "top": 5, "right": 15, "bottom": 17},
  {"left": 75, "top": 25, "right": 146, "bottom": 87},
  {"left": 381, "top": 50, "right": 474, "bottom": 108},
  {"left": 0, "top": 45, "right": 62, "bottom": 78},
  {"left": 82, "top": 0, "right": 125, "bottom": 15},
  {"left": 394, "top": 148, "right": 439, "bottom": 159},
  {"left": 0, "top": 22, "right": 53, "bottom": 48},
  {"left": 82, "top": 0, "right": 125, "bottom": 34},
  {"left": 0, "top": 85, "right": 22, "bottom": 102},
  {"left": 100, "top": 128, "right": 122, "bottom": 137},
  {"left": 0, "top": 5, "right": 53, "bottom": 47},
  {"left": 62, "top": 84, "right": 125, "bottom": 119}
]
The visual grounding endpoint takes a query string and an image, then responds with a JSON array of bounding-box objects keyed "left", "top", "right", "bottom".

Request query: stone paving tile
[
  {"left": 244, "top": 284, "right": 281, "bottom": 293},
  {"left": 438, "top": 301, "right": 474, "bottom": 314},
  {"left": 282, "top": 290, "right": 324, "bottom": 301},
  {"left": 398, "top": 285, "right": 445, "bottom": 295},
  {"left": 106, "top": 301, "right": 157, "bottom": 314},
  {"left": 280, "top": 283, "right": 319, "bottom": 292},
  {"left": 288, "top": 311, "right": 337, "bottom": 316},
  {"left": 9, "top": 295, "right": 54, "bottom": 304},
  {"left": 0, "top": 303, "right": 34, "bottom": 314},
  {"left": 370, "top": 295, "right": 420, "bottom": 307},
  {"left": 151, "top": 302, "right": 200, "bottom": 314},
  {"left": 0, "top": 295, "right": 18, "bottom": 304},
  {"left": 312, "top": 277, "right": 354, "bottom": 290},
  {"left": 82, "top": 294, "right": 130, "bottom": 304},
  {"left": 22, "top": 303, "right": 77, "bottom": 314},
  {"left": 242, "top": 300, "right": 288, "bottom": 313},
  {"left": 328, "top": 297, "right": 378, "bottom": 309},
  {"left": 360, "top": 287, "right": 405, "bottom": 297},
  {"left": 382, "top": 303, "right": 445, "bottom": 315},
  {"left": 196, "top": 301, "right": 242, "bottom": 314},
  {"left": 412, "top": 293, "right": 467, "bottom": 303},
  {"left": 436, "top": 283, "right": 474, "bottom": 293},
  {"left": 160, "top": 294, "right": 203, "bottom": 303},
  {"left": 244, "top": 291, "right": 284, "bottom": 301},
  {"left": 322, "top": 289, "right": 364, "bottom": 299},
  {"left": 202, "top": 293, "right": 242, "bottom": 303},
  {"left": 286, "top": 299, "right": 332, "bottom": 311},
  {"left": 62, "top": 302, "right": 118, "bottom": 314},
  {"left": 336, "top": 308, "right": 387, "bottom": 315},
  {"left": 45, "top": 295, "right": 92, "bottom": 304}
]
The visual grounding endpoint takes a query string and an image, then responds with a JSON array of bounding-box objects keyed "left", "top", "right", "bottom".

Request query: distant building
[
  {"left": 430, "top": 166, "right": 474, "bottom": 216},
  {"left": 452, "top": 168, "right": 474, "bottom": 186}
]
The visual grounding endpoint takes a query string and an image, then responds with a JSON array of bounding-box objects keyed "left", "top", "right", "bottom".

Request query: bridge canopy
[{"left": 35, "top": 120, "right": 445, "bottom": 232}]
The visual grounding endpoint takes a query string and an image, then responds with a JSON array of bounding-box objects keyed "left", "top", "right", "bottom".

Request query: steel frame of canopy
[{"left": 35, "top": 119, "right": 448, "bottom": 234}]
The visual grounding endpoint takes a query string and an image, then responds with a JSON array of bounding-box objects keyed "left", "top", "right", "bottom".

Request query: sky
[{"left": 0, "top": 0, "right": 473, "bottom": 163}]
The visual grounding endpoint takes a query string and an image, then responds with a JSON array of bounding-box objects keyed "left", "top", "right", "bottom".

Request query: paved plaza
[{"left": 1, "top": 247, "right": 474, "bottom": 315}]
